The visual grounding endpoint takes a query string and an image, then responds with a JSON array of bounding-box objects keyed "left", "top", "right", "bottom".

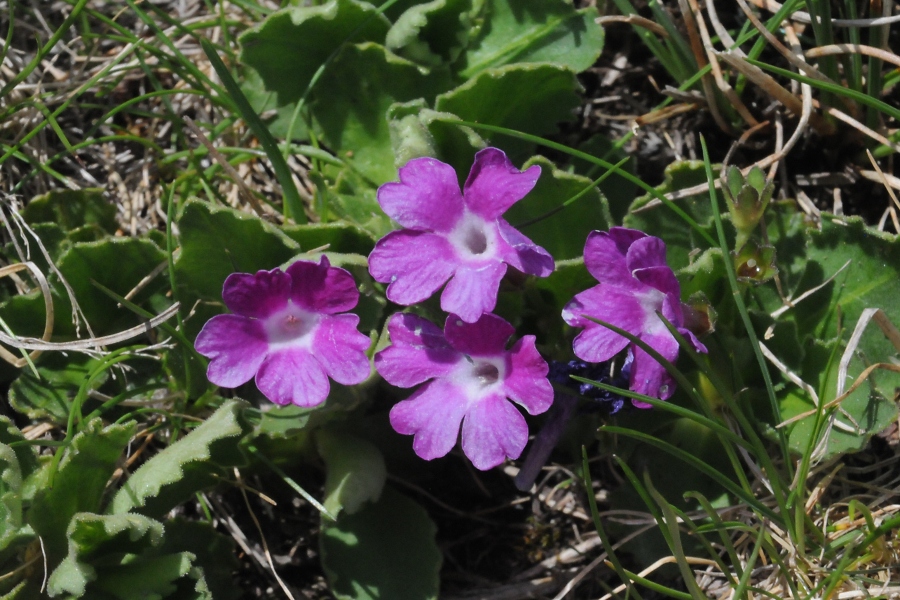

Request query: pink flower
[
  {"left": 375, "top": 312, "right": 553, "bottom": 470},
  {"left": 562, "top": 227, "right": 707, "bottom": 403},
  {"left": 368, "top": 148, "right": 554, "bottom": 324},
  {"left": 194, "top": 257, "right": 371, "bottom": 407}
]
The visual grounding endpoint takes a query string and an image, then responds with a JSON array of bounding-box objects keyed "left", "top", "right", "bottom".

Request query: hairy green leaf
[
  {"left": 239, "top": 0, "right": 390, "bottom": 106},
  {"left": 386, "top": 0, "right": 473, "bottom": 67},
  {"left": 321, "top": 486, "right": 441, "bottom": 600},
  {"left": 174, "top": 199, "right": 300, "bottom": 302},
  {"left": 29, "top": 420, "right": 135, "bottom": 563},
  {"left": 311, "top": 43, "right": 450, "bottom": 184},
  {"left": 109, "top": 400, "right": 249, "bottom": 517},
  {"left": 318, "top": 430, "right": 386, "bottom": 519},
  {"left": 22, "top": 188, "right": 117, "bottom": 234},
  {"left": 505, "top": 155, "right": 611, "bottom": 261},
  {"left": 435, "top": 63, "right": 581, "bottom": 160},
  {"left": 460, "top": 0, "right": 604, "bottom": 77}
]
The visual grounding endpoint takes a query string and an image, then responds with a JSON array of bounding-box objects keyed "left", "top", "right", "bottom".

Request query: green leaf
[
  {"left": 386, "top": 0, "right": 473, "bottom": 67},
  {"left": 0, "top": 443, "right": 24, "bottom": 554},
  {"left": 54, "top": 237, "right": 167, "bottom": 336},
  {"left": 240, "top": 66, "right": 309, "bottom": 142},
  {"left": 174, "top": 199, "right": 300, "bottom": 302},
  {"left": 239, "top": 0, "right": 391, "bottom": 106},
  {"left": 0, "top": 417, "right": 39, "bottom": 480},
  {"left": 323, "top": 168, "right": 395, "bottom": 240},
  {"left": 311, "top": 43, "right": 450, "bottom": 184},
  {"left": 505, "top": 155, "right": 611, "bottom": 261},
  {"left": 109, "top": 400, "right": 249, "bottom": 517},
  {"left": 8, "top": 354, "right": 106, "bottom": 423},
  {"left": 780, "top": 339, "right": 899, "bottom": 459},
  {"left": 318, "top": 430, "right": 386, "bottom": 519},
  {"left": 46, "top": 512, "right": 203, "bottom": 599},
  {"left": 157, "top": 519, "right": 238, "bottom": 600},
  {"left": 22, "top": 188, "right": 117, "bottom": 234},
  {"left": 282, "top": 221, "right": 376, "bottom": 256},
  {"left": 435, "top": 63, "right": 581, "bottom": 160},
  {"left": 460, "top": 0, "right": 604, "bottom": 77},
  {"left": 623, "top": 160, "right": 719, "bottom": 271},
  {"left": 321, "top": 486, "right": 441, "bottom": 600},
  {"left": 29, "top": 420, "right": 136, "bottom": 563},
  {"left": 388, "top": 101, "right": 486, "bottom": 175}
]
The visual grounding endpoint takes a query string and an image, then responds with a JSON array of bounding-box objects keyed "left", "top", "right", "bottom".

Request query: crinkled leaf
[
  {"left": 57, "top": 237, "right": 167, "bottom": 336},
  {"left": 0, "top": 444, "right": 23, "bottom": 554},
  {"left": 29, "top": 420, "right": 135, "bottom": 563},
  {"left": 174, "top": 198, "right": 300, "bottom": 302},
  {"left": 158, "top": 519, "right": 238, "bottom": 600},
  {"left": 282, "top": 221, "right": 376, "bottom": 256},
  {"left": 240, "top": 66, "right": 308, "bottom": 142},
  {"left": 321, "top": 486, "right": 441, "bottom": 600},
  {"left": 311, "top": 43, "right": 451, "bottom": 184},
  {"left": 22, "top": 188, "right": 117, "bottom": 234},
  {"left": 318, "top": 430, "right": 386, "bottom": 519},
  {"left": 388, "top": 101, "right": 486, "bottom": 178},
  {"left": 460, "top": 0, "right": 604, "bottom": 77},
  {"left": 45, "top": 512, "right": 199, "bottom": 599},
  {"left": 505, "top": 155, "right": 611, "bottom": 261},
  {"left": 0, "top": 418, "right": 38, "bottom": 482},
  {"left": 239, "top": 0, "right": 390, "bottom": 106},
  {"left": 8, "top": 354, "right": 106, "bottom": 423},
  {"left": 109, "top": 400, "right": 249, "bottom": 517},
  {"left": 386, "top": 0, "right": 473, "bottom": 67},
  {"left": 623, "top": 160, "right": 718, "bottom": 271},
  {"left": 435, "top": 63, "right": 581, "bottom": 160},
  {"left": 323, "top": 168, "right": 394, "bottom": 240}
]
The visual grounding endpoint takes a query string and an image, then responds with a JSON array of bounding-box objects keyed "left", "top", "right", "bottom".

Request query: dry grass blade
[
  {"left": 0, "top": 302, "right": 179, "bottom": 352},
  {"left": 806, "top": 43, "right": 900, "bottom": 68},
  {"left": 595, "top": 15, "right": 669, "bottom": 37}
]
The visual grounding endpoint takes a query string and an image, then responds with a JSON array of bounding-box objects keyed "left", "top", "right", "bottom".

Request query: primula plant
[{"left": 1, "top": 0, "right": 899, "bottom": 599}]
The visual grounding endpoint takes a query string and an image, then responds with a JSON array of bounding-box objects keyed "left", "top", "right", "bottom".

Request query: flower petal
[
  {"left": 633, "top": 265, "right": 681, "bottom": 298},
  {"left": 222, "top": 269, "right": 291, "bottom": 318},
  {"left": 369, "top": 230, "right": 456, "bottom": 306},
  {"left": 195, "top": 314, "right": 269, "bottom": 388},
  {"left": 563, "top": 286, "right": 647, "bottom": 362},
  {"left": 313, "top": 314, "right": 371, "bottom": 385},
  {"left": 256, "top": 348, "right": 330, "bottom": 407},
  {"left": 375, "top": 314, "right": 460, "bottom": 388},
  {"left": 377, "top": 157, "right": 464, "bottom": 231},
  {"left": 678, "top": 327, "right": 708, "bottom": 354},
  {"left": 440, "top": 262, "right": 507, "bottom": 323},
  {"left": 503, "top": 336, "right": 553, "bottom": 415},
  {"left": 626, "top": 235, "right": 668, "bottom": 272},
  {"left": 497, "top": 219, "right": 554, "bottom": 277},
  {"left": 286, "top": 256, "right": 359, "bottom": 314},
  {"left": 583, "top": 228, "right": 645, "bottom": 288},
  {"left": 390, "top": 379, "right": 468, "bottom": 461},
  {"left": 629, "top": 330, "right": 679, "bottom": 401},
  {"left": 461, "top": 394, "right": 528, "bottom": 470},
  {"left": 463, "top": 148, "right": 541, "bottom": 220},
  {"left": 444, "top": 313, "right": 514, "bottom": 357}
]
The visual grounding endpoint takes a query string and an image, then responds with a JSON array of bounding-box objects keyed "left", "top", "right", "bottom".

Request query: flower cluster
[{"left": 194, "top": 148, "right": 707, "bottom": 472}]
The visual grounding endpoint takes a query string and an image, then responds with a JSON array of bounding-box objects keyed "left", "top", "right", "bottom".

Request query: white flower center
[
  {"left": 638, "top": 288, "right": 669, "bottom": 333},
  {"left": 448, "top": 211, "right": 497, "bottom": 261},
  {"left": 264, "top": 302, "right": 319, "bottom": 350},
  {"left": 453, "top": 356, "right": 507, "bottom": 402}
]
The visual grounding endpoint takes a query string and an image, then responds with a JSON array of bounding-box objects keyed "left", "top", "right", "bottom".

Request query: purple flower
[
  {"left": 375, "top": 312, "right": 553, "bottom": 470},
  {"left": 562, "top": 227, "right": 706, "bottom": 403},
  {"left": 368, "top": 148, "right": 555, "bottom": 323},
  {"left": 194, "top": 257, "right": 371, "bottom": 407}
]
